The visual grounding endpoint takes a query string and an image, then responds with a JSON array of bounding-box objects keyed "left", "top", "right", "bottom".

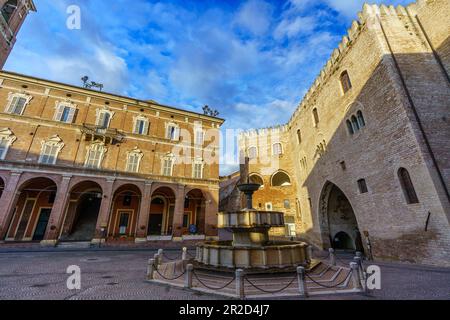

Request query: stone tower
[{"left": 0, "top": 0, "right": 36, "bottom": 69}]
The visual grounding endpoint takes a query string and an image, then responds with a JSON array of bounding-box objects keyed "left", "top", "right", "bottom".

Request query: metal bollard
[
  {"left": 329, "top": 248, "right": 336, "bottom": 266},
  {"left": 147, "top": 258, "right": 155, "bottom": 280},
  {"left": 185, "top": 264, "right": 193, "bottom": 288},
  {"left": 306, "top": 245, "right": 313, "bottom": 263},
  {"left": 182, "top": 247, "right": 188, "bottom": 261},
  {"left": 350, "top": 262, "right": 362, "bottom": 290},
  {"left": 296, "top": 266, "right": 308, "bottom": 298},
  {"left": 235, "top": 269, "right": 245, "bottom": 300}
]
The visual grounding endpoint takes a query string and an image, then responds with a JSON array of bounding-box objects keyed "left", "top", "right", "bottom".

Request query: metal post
[
  {"left": 296, "top": 266, "right": 308, "bottom": 298},
  {"left": 350, "top": 262, "right": 362, "bottom": 290},
  {"left": 354, "top": 256, "right": 364, "bottom": 278},
  {"left": 236, "top": 269, "right": 245, "bottom": 300},
  {"left": 329, "top": 248, "right": 336, "bottom": 266},
  {"left": 182, "top": 247, "right": 188, "bottom": 261},
  {"left": 147, "top": 258, "right": 155, "bottom": 280},
  {"left": 185, "top": 264, "right": 193, "bottom": 288}
]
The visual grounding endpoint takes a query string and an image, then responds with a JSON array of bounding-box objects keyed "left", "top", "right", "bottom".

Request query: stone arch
[
  {"left": 5, "top": 177, "right": 57, "bottom": 241},
  {"left": 318, "top": 181, "right": 364, "bottom": 252},
  {"left": 271, "top": 170, "right": 292, "bottom": 187},
  {"left": 185, "top": 188, "right": 206, "bottom": 235},
  {"left": 108, "top": 184, "right": 142, "bottom": 238},
  {"left": 148, "top": 187, "right": 176, "bottom": 236},
  {"left": 60, "top": 181, "right": 103, "bottom": 241}
]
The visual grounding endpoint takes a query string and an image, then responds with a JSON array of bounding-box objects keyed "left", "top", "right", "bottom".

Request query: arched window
[
  {"left": 340, "top": 71, "right": 352, "bottom": 94},
  {"left": 249, "top": 174, "right": 264, "bottom": 186},
  {"left": 272, "top": 143, "right": 283, "bottom": 156},
  {"left": 0, "top": 128, "right": 16, "bottom": 160},
  {"left": 271, "top": 171, "right": 291, "bottom": 187},
  {"left": 312, "top": 108, "right": 319, "bottom": 127},
  {"left": 398, "top": 168, "right": 419, "bottom": 204},
  {"left": 85, "top": 141, "right": 107, "bottom": 169},
  {"left": 193, "top": 158, "right": 204, "bottom": 179},
  {"left": 297, "top": 129, "right": 302, "bottom": 144},
  {"left": 346, "top": 120, "right": 354, "bottom": 135},
  {"left": 351, "top": 115, "right": 360, "bottom": 132},
  {"left": 162, "top": 153, "right": 175, "bottom": 176},
  {"left": 357, "top": 111, "right": 366, "bottom": 128},
  {"left": 126, "top": 148, "right": 143, "bottom": 173},
  {"left": 39, "top": 135, "right": 64, "bottom": 165},
  {"left": 247, "top": 146, "right": 257, "bottom": 159},
  {"left": 1, "top": 0, "right": 17, "bottom": 23}
]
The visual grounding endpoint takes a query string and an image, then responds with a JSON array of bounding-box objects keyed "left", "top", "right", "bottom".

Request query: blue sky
[{"left": 6, "top": 0, "right": 413, "bottom": 174}]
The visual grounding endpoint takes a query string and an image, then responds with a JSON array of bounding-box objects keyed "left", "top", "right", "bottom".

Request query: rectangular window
[
  {"left": 357, "top": 179, "right": 368, "bottom": 194},
  {"left": 183, "top": 214, "right": 189, "bottom": 228},
  {"left": 195, "top": 131, "right": 204, "bottom": 145},
  {"left": 193, "top": 163, "right": 203, "bottom": 179},
  {"left": 166, "top": 125, "right": 179, "bottom": 140},
  {"left": 273, "top": 143, "right": 282, "bottom": 155},
  {"left": 126, "top": 154, "right": 140, "bottom": 173},
  {"left": 39, "top": 144, "right": 59, "bottom": 165},
  {"left": 134, "top": 119, "right": 149, "bottom": 135},
  {"left": 118, "top": 212, "right": 130, "bottom": 235},
  {"left": 284, "top": 199, "right": 290, "bottom": 209},
  {"left": 0, "top": 139, "right": 9, "bottom": 160},
  {"left": 163, "top": 159, "right": 173, "bottom": 176},
  {"left": 8, "top": 97, "right": 27, "bottom": 115},
  {"left": 55, "top": 106, "right": 76, "bottom": 123},
  {"left": 97, "top": 112, "right": 111, "bottom": 129}
]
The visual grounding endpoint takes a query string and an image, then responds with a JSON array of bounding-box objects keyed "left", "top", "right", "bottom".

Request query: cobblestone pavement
[{"left": 0, "top": 250, "right": 449, "bottom": 300}]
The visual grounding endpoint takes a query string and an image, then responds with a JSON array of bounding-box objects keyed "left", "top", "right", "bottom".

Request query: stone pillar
[
  {"left": 329, "top": 248, "right": 336, "bottom": 266},
  {"left": 236, "top": 269, "right": 245, "bottom": 300},
  {"left": 135, "top": 182, "right": 152, "bottom": 242},
  {"left": 172, "top": 185, "right": 186, "bottom": 240},
  {"left": 41, "top": 175, "right": 72, "bottom": 246},
  {"left": 296, "top": 266, "right": 308, "bottom": 297},
  {"left": 147, "top": 258, "right": 155, "bottom": 280},
  {"left": 0, "top": 171, "right": 22, "bottom": 240},
  {"left": 204, "top": 188, "right": 219, "bottom": 239},
  {"left": 350, "top": 262, "right": 362, "bottom": 291},
  {"left": 92, "top": 178, "right": 115, "bottom": 244},
  {"left": 185, "top": 264, "right": 193, "bottom": 288}
]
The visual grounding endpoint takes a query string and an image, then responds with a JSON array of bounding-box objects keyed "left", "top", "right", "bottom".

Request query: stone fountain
[{"left": 196, "top": 180, "right": 308, "bottom": 270}]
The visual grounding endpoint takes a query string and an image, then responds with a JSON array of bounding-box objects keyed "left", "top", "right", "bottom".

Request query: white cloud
[
  {"left": 234, "top": 0, "right": 273, "bottom": 36},
  {"left": 274, "top": 16, "right": 317, "bottom": 39}
]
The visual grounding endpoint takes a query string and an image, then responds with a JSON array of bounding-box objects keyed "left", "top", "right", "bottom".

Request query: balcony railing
[{"left": 81, "top": 124, "right": 125, "bottom": 144}]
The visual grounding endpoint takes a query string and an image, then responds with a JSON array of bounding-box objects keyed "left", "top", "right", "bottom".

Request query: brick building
[
  {"left": 237, "top": 0, "right": 450, "bottom": 266},
  {"left": 0, "top": 71, "right": 224, "bottom": 245},
  {"left": 0, "top": 0, "right": 36, "bottom": 69}
]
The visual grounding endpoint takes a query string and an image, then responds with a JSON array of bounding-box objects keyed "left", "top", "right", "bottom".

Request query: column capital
[{"left": 62, "top": 174, "right": 73, "bottom": 180}]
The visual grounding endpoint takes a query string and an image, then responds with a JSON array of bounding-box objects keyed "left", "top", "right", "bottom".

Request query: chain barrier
[
  {"left": 162, "top": 252, "right": 182, "bottom": 261},
  {"left": 153, "top": 264, "right": 187, "bottom": 281},
  {"left": 305, "top": 269, "right": 352, "bottom": 289},
  {"left": 244, "top": 274, "right": 298, "bottom": 294},
  {"left": 192, "top": 270, "right": 236, "bottom": 290}
]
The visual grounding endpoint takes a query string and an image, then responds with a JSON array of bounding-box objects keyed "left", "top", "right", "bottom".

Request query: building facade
[
  {"left": 0, "top": 0, "right": 36, "bottom": 69},
  {"left": 238, "top": 0, "right": 450, "bottom": 266},
  {"left": 0, "top": 71, "right": 224, "bottom": 245}
]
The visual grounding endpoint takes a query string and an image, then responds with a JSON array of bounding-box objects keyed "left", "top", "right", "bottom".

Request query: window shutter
[
  {"left": 134, "top": 120, "right": 140, "bottom": 134},
  {"left": 143, "top": 121, "right": 149, "bottom": 135},
  {"left": 97, "top": 112, "right": 104, "bottom": 126},
  {"left": 67, "top": 107, "right": 76, "bottom": 123},
  {"left": 7, "top": 97, "right": 18, "bottom": 113},
  {"left": 174, "top": 127, "right": 180, "bottom": 141},
  {"left": 54, "top": 105, "right": 64, "bottom": 121}
]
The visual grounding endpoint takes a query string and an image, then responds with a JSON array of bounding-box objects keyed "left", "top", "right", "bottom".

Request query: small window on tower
[
  {"left": 340, "top": 71, "right": 352, "bottom": 94},
  {"left": 357, "top": 179, "right": 368, "bottom": 194}
]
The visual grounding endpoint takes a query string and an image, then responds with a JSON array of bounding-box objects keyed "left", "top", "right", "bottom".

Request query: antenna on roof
[
  {"left": 202, "top": 105, "right": 219, "bottom": 117},
  {"left": 81, "top": 76, "right": 104, "bottom": 91}
]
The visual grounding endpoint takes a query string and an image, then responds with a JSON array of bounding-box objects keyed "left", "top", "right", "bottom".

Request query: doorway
[{"left": 32, "top": 208, "right": 52, "bottom": 241}]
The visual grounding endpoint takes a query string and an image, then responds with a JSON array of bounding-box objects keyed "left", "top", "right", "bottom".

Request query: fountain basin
[
  {"left": 196, "top": 240, "right": 308, "bottom": 269},
  {"left": 218, "top": 210, "right": 285, "bottom": 229}
]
